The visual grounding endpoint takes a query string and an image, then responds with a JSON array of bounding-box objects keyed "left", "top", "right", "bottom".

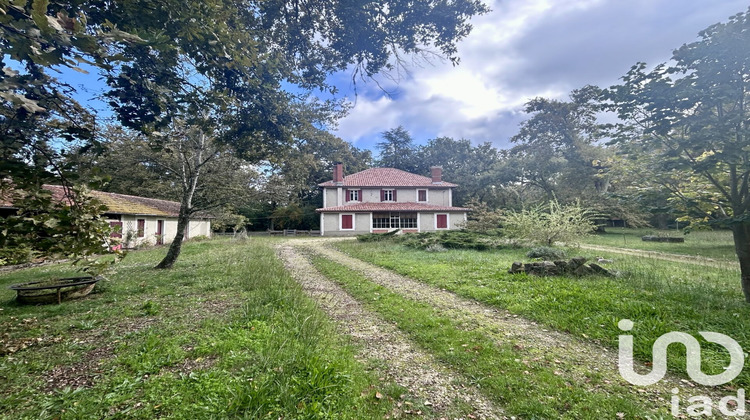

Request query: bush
[
  {"left": 526, "top": 246, "right": 566, "bottom": 260},
  {"left": 396, "top": 231, "right": 512, "bottom": 251},
  {"left": 356, "top": 230, "right": 400, "bottom": 242},
  {"left": 502, "top": 199, "right": 597, "bottom": 246},
  {"left": 0, "top": 245, "right": 35, "bottom": 266},
  {"left": 190, "top": 235, "right": 211, "bottom": 242}
]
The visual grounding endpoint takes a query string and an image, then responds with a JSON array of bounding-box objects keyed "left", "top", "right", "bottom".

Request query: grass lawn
[
  {"left": 309, "top": 254, "right": 652, "bottom": 418},
  {"left": 581, "top": 228, "right": 736, "bottom": 261},
  {"left": 334, "top": 240, "right": 750, "bottom": 389},
  {"left": 0, "top": 239, "right": 400, "bottom": 419}
]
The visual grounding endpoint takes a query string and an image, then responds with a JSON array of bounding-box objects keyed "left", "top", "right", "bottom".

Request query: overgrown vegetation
[
  {"left": 526, "top": 246, "right": 567, "bottom": 260},
  {"left": 502, "top": 199, "right": 597, "bottom": 246},
  {"left": 0, "top": 239, "right": 399, "bottom": 419},
  {"left": 358, "top": 230, "right": 515, "bottom": 251}
]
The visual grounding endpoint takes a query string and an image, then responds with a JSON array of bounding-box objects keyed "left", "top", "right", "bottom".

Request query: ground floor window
[{"left": 372, "top": 212, "right": 417, "bottom": 229}]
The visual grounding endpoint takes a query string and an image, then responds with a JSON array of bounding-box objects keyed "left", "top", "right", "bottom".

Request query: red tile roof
[
  {"left": 316, "top": 202, "right": 469, "bottom": 213},
  {"left": 318, "top": 168, "right": 457, "bottom": 187},
  {"left": 1, "top": 184, "right": 211, "bottom": 218}
]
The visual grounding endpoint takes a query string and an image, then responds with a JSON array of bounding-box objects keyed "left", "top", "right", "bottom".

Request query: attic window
[
  {"left": 417, "top": 189, "right": 427, "bottom": 202},
  {"left": 347, "top": 189, "right": 360, "bottom": 202},
  {"left": 381, "top": 189, "right": 395, "bottom": 202}
]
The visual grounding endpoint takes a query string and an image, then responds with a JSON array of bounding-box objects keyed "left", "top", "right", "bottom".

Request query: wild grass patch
[
  {"left": 334, "top": 240, "right": 750, "bottom": 388},
  {"left": 0, "top": 240, "right": 396, "bottom": 419}
]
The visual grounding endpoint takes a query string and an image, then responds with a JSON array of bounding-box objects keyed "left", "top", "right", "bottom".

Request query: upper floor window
[
  {"left": 347, "top": 189, "right": 360, "bottom": 202},
  {"left": 381, "top": 189, "right": 395, "bottom": 202},
  {"left": 417, "top": 189, "right": 427, "bottom": 202}
]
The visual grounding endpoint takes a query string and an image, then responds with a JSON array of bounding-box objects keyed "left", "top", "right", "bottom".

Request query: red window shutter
[
  {"left": 419, "top": 190, "right": 427, "bottom": 201},
  {"left": 436, "top": 214, "right": 448, "bottom": 229},
  {"left": 393, "top": 190, "right": 397, "bottom": 201},
  {"left": 109, "top": 221, "right": 123, "bottom": 238},
  {"left": 345, "top": 189, "right": 350, "bottom": 202},
  {"left": 341, "top": 214, "right": 353, "bottom": 229},
  {"left": 137, "top": 219, "right": 145, "bottom": 237},
  {"left": 380, "top": 189, "right": 385, "bottom": 201}
]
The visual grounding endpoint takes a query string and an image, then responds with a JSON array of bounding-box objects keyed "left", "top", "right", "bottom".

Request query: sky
[{"left": 327, "top": 0, "right": 750, "bottom": 151}]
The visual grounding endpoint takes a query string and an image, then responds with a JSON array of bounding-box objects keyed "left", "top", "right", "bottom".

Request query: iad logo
[{"left": 618, "top": 319, "right": 746, "bottom": 417}]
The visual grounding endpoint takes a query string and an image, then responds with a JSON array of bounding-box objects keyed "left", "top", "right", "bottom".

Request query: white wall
[
  {"left": 119, "top": 215, "right": 211, "bottom": 248},
  {"left": 325, "top": 187, "right": 453, "bottom": 206}
]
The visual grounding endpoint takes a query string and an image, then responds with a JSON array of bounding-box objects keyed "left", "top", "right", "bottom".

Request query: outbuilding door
[{"left": 156, "top": 220, "right": 164, "bottom": 245}]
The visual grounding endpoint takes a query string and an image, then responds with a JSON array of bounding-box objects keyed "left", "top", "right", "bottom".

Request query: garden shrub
[
  {"left": 0, "top": 245, "right": 35, "bottom": 265},
  {"left": 358, "top": 230, "right": 517, "bottom": 251},
  {"left": 356, "top": 230, "right": 400, "bottom": 242},
  {"left": 526, "top": 246, "right": 566, "bottom": 260}
]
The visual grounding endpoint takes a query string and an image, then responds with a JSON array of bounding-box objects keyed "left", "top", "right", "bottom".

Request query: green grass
[
  {"left": 308, "top": 254, "right": 653, "bottom": 419},
  {"left": 581, "top": 228, "right": 736, "bottom": 261},
  {"left": 334, "top": 240, "right": 750, "bottom": 388},
  {"left": 0, "top": 239, "right": 401, "bottom": 419}
]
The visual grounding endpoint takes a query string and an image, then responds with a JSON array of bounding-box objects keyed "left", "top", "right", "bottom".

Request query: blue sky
[
  {"left": 47, "top": 0, "right": 749, "bottom": 154},
  {"left": 326, "top": 0, "right": 749, "bottom": 152}
]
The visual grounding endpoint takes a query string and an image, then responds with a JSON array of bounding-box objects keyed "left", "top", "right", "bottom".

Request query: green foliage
[
  {"left": 526, "top": 246, "right": 567, "bottom": 260},
  {"left": 0, "top": 245, "right": 34, "bottom": 265},
  {"left": 375, "top": 126, "right": 419, "bottom": 172},
  {"left": 502, "top": 199, "right": 597, "bottom": 246},
  {"left": 460, "top": 199, "right": 503, "bottom": 233},
  {"left": 0, "top": 182, "right": 122, "bottom": 273},
  {"left": 356, "top": 230, "right": 401, "bottom": 242},
  {"left": 367, "top": 231, "right": 513, "bottom": 251},
  {"left": 271, "top": 204, "right": 304, "bottom": 229},
  {"left": 605, "top": 8, "right": 750, "bottom": 300}
]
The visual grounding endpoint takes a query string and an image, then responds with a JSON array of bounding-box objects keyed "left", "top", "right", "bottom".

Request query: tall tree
[
  {"left": 3, "top": 0, "right": 490, "bottom": 267},
  {"left": 416, "top": 137, "right": 501, "bottom": 206},
  {"left": 607, "top": 8, "right": 750, "bottom": 301},
  {"left": 376, "top": 126, "right": 419, "bottom": 172}
]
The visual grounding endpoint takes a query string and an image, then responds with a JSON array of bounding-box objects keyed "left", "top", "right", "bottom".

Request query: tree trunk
[
  {"left": 155, "top": 206, "right": 190, "bottom": 269},
  {"left": 731, "top": 223, "right": 750, "bottom": 303},
  {"left": 155, "top": 131, "right": 205, "bottom": 269}
]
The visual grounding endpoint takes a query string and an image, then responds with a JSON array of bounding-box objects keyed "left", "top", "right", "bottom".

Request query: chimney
[
  {"left": 430, "top": 166, "right": 443, "bottom": 183},
  {"left": 333, "top": 162, "right": 344, "bottom": 184}
]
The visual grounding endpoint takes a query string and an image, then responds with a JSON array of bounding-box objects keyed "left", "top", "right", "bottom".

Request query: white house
[
  {"left": 0, "top": 185, "right": 212, "bottom": 247},
  {"left": 316, "top": 164, "right": 469, "bottom": 236}
]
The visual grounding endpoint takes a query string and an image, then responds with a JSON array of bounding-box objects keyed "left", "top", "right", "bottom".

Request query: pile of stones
[{"left": 508, "top": 257, "right": 615, "bottom": 277}]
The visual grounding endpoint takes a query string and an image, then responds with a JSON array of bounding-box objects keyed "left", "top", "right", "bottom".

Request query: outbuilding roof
[
  {"left": 0, "top": 184, "right": 208, "bottom": 218},
  {"left": 316, "top": 202, "right": 470, "bottom": 213},
  {"left": 318, "top": 168, "right": 457, "bottom": 188}
]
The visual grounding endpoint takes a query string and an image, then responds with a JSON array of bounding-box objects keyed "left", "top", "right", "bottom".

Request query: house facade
[
  {"left": 0, "top": 185, "right": 212, "bottom": 248},
  {"left": 316, "top": 164, "right": 469, "bottom": 236}
]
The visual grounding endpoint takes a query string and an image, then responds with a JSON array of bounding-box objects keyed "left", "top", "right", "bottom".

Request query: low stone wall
[{"left": 509, "top": 257, "right": 615, "bottom": 277}]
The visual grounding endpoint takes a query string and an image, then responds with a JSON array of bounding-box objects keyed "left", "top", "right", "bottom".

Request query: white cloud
[{"left": 332, "top": 0, "right": 749, "bottom": 149}]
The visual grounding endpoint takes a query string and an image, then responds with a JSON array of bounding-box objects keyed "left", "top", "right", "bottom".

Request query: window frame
[
  {"left": 347, "top": 189, "right": 360, "bottom": 202},
  {"left": 340, "top": 213, "right": 355, "bottom": 230}
]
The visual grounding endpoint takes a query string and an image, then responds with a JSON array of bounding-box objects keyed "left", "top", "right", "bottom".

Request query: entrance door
[{"left": 156, "top": 220, "right": 164, "bottom": 245}]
